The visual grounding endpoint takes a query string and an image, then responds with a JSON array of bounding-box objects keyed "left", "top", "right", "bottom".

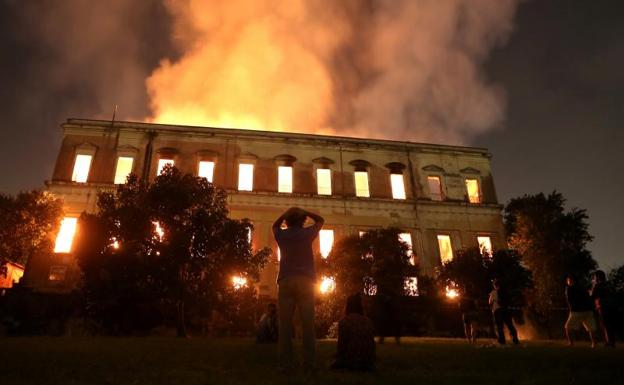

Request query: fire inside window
[
  {"left": 238, "top": 163, "right": 254, "bottom": 191},
  {"left": 477, "top": 236, "right": 493, "bottom": 257},
  {"left": 54, "top": 217, "right": 78, "bottom": 253},
  {"left": 354, "top": 171, "right": 370, "bottom": 197},
  {"left": 390, "top": 173, "right": 406, "bottom": 199},
  {"left": 437, "top": 234, "right": 453, "bottom": 263},
  {"left": 465, "top": 178, "right": 481, "bottom": 203},
  {"left": 198, "top": 161, "right": 215, "bottom": 182},
  {"left": 278, "top": 166, "right": 293, "bottom": 193},
  {"left": 427, "top": 176, "right": 443, "bottom": 201},
  {"left": 316, "top": 168, "right": 332, "bottom": 195},
  {"left": 157, "top": 159, "right": 174, "bottom": 175},
  {"left": 399, "top": 232, "right": 414, "bottom": 264},
  {"left": 71, "top": 154, "right": 92, "bottom": 183},
  {"left": 114, "top": 156, "right": 134, "bottom": 184},
  {"left": 319, "top": 229, "right": 334, "bottom": 258}
]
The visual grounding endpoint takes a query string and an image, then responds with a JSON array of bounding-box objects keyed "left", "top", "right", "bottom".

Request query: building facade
[{"left": 25, "top": 119, "right": 506, "bottom": 297}]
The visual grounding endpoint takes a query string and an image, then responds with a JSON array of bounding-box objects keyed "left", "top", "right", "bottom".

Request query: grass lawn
[{"left": 1, "top": 337, "right": 622, "bottom": 385}]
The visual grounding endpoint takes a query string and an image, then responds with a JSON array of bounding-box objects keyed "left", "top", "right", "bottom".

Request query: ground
[{"left": 1, "top": 337, "right": 622, "bottom": 385}]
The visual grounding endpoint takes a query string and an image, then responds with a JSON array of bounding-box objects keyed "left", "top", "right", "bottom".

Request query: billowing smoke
[{"left": 147, "top": 0, "right": 519, "bottom": 143}]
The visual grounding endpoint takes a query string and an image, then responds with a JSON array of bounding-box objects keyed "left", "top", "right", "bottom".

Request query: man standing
[
  {"left": 564, "top": 274, "right": 596, "bottom": 348},
  {"left": 590, "top": 270, "right": 616, "bottom": 347},
  {"left": 489, "top": 279, "right": 519, "bottom": 345},
  {"left": 273, "top": 207, "right": 324, "bottom": 372}
]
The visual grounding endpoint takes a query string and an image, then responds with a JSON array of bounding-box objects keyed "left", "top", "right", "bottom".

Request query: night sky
[{"left": 0, "top": 0, "right": 621, "bottom": 268}]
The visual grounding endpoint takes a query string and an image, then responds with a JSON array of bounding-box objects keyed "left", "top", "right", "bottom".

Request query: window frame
[{"left": 427, "top": 175, "right": 444, "bottom": 201}]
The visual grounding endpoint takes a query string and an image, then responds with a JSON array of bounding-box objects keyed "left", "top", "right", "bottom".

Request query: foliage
[
  {"left": 73, "top": 166, "right": 270, "bottom": 335},
  {"left": 438, "top": 248, "right": 532, "bottom": 307},
  {"left": 0, "top": 190, "right": 63, "bottom": 266},
  {"left": 505, "top": 191, "right": 596, "bottom": 315}
]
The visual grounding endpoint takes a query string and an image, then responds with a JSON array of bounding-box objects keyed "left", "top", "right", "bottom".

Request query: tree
[
  {"left": 0, "top": 190, "right": 63, "bottom": 267},
  {"left": 505, "top": 191, "right": 596, "bottom": 317},
  {"left": 74, "top": 166, "right": 270, "bottom": 336},
  {"left": 438, "top": 248, "right": 532, "bottom": 307}
]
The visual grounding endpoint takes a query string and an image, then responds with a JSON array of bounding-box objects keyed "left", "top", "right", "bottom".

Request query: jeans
[
  {"left": 278, "top": 276, "right": 316, "bottom": 369},
  {"left": 493, "top": 308, "right": 519, "bottom": 344}
]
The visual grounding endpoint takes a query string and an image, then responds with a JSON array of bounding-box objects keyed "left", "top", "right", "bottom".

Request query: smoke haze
[{"left": 148, "top": 0, "right": 519, "bottom": 143}]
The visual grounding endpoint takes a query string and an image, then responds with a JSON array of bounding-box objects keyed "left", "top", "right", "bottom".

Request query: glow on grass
[
  {"left": 319, "top": 276, "right": 335, "bottom": 294},
  {"left": 54, "top": 217, "right": 78, "bottom": 253}
]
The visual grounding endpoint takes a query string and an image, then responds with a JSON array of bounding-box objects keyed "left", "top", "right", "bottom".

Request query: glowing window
[
  {"left": 404, "top": 277, "right": 418, "bottom": 296},
  {"left": 157, "top": 159, "right": 174, "bottom": 175},
  {"left": 358, "top": 231, "right": 366, "bottom": 237},
  {"left": 390, "top": 174, "right": 406, "bottom": 199},
  {"left": 316, "top": 168, "right": 332, "bottom": 195},
  {"left": 399, "top": 232, "right": 414, "bottom": 264},
  {"left": 54, "top": 217, "right": 78, "bottom": 253},
  {"left": 48, "top": 265, "right": 68, "bottom": 281},
  {"left": 354, "top": 171, "right": 370, "bottom": 197},
  {"left": 238, "top": 163, "right": 254, "bottom": 191},
  {"left": 231, "top": 275, "right": 248, "bottom": 290},
  {"left": 71, "top": 154, "right": 92, "bottom": 183},
  {"left": 427, "top": 176, "right": 443, "bottom": 201},
  {"left": 466, "top": 178, "right": 481, "bottom": 203},
  {"left": 198, "top": 161, "right": 215, "bottom": 182},
  {"left": 437, "top": 234, "right": 453, "bottom": 263},
  {"left": 278, "top": 166, "right": 293, "bottom": 193},
  {"left": 319, "top": 229, "right": 334, "bottom": 259},
  {"left": 114, "top": 156, "right": 134, "bottom": 184},
  {"left": 478, "top": 236, "right": 493, "bottom": 257}
]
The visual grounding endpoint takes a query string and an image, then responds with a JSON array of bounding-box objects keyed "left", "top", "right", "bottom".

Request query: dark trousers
[
  {"left": 278, "top": 276, "right": 316, "bottom": 369},
  {"left": 493, "top": 308, "right": 519, "bottom": 344}
]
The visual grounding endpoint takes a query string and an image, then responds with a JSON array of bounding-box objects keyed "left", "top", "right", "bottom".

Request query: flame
[
  {"left": 232, "top": 275, "right": 248, "bottom": 290},
  {"left": 319, "top": 276, "right": 335, "bottom": 294},
  {"left": 445, "top": 285, "right": 460, "bottom": 299}
]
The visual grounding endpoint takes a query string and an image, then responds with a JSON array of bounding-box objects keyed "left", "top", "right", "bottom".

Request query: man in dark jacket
[{"left": 564, "top": 275, "right": 596, "bottom": 347}]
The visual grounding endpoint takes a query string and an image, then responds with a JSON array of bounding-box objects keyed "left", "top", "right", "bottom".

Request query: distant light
[
  {"left": 111, "top": 238, "right": 120, "bottom": 249},
  {"left": 319, "top": 276, "right": 335, "bottom": 294},
  {"left": 445, "top": 285, "right": 459, "bottom": 299},
  {"left": 354, "top": 171, "right": 370, "bottom": 197},
  {"left": 404, "top": 277, "right": 418, "bottom": 296},
  {"left": 157, "top": 159, "right": 174, "bottom": 175},
  {"left": 232, "top": 275, "right": 248, "bottom": 290},
  {"left": 437, "top": 235, "right": 453, "bottom": 263},
  {"left": 477, "top": 236, "right": 493, "bottom": 257},
  {"left": 316, "top": 168, "right": 332, "bottom": 195},
  {"left": 198, "top": 160, "right": 215, "bottom": 182},
  {"left": 54, "top": 217, "right": 78, "bottom": 253},
  {"left": 238, "top": 163, "right": 254, "bottom": 191},
  {"left": 399, "top": 232, "right": 414, "bottom": 264},
  {"left": 465, "top": 178, "right": 481, "bottom": 203},
  {"left": 278, "top": 166, "right": 293, "bottom": 193},
  {"left": 153, "top": 222, "right": 164, "bottom": 241},
  {"left": 114, "top": 156, "right": 134, "bottom": 184}
]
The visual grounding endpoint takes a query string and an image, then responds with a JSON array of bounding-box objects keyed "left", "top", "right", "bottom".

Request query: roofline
[{"left": 64, "top": 118, "right": 491, "bottom": 156}]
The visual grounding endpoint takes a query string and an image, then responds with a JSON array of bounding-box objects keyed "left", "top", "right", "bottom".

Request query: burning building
[{"left": 24, "top": 118, "right": 505, "bottom": 297}]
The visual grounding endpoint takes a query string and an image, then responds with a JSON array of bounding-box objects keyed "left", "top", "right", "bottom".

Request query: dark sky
[{"left": 0, "top": 0, "right": 622, "bottom": 268}]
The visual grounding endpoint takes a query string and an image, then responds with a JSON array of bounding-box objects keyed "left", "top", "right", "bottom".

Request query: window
[
  {"left": 278, "top": 166, "right": 293, "bottom": 193},
  {"left": 316, "top": 168, "right": 332, "bottom": 195},
  {"left": 71, "top": 154, "right": 92, "bottom": 183},
  {"left": 54, "top": 217, "right": 78, "bottom": 253},
  {"left": 437, "top": 234, "right": 453, "bottom": 263},
  {"left": 198, "top": 161, "right": 215, "bottom": 182},
  {"left": 319, "top": 229, "right": 334, "bottom": 258},
  {"left": 465, "top": 178, "right": 481, "bottom": 203},
  {"left": 427, "top": 176, "right": 443, "bottom": 201},
  {"left": 477, "top": 236, "right": 493, "bottom": 257},
  {"left": 157, "top": 159, "right": 174, "bottom": 175},
  {"left": 399, "top": 232, "right": 414, "bottom": 264},
  {"left": 354, "top": 171, "right": 370, "bottom": 197},
  {"left": 390, "top": 174, "right": 406, "bottom": 199},
  {"left": 237, "top": 163, "right": 254, "bottom": 191},
  {"left": 48, "top": 265, "right": 68, "bottom": 282},
  {"left": 114, "top": 156, "right": 134, "bottom": 184}
]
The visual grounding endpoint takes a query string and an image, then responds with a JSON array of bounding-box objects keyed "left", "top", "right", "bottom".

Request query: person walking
[
  {"left": 590, "top": 270, "right": 616, "bottom": 347},
  {"left": 273, "top": 207, "right": 324, "bottom": 372},
  {"left": 489, "top": 279, "right": 519, "bottom": 345},
  {"left": 564, "top": 274, "right": 596, "bottom": 348}
]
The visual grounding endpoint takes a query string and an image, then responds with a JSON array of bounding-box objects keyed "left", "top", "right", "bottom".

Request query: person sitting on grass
[
  {"left": 256, "top": 303, "right": 278, "bottom": 344},
  {"left": 564, "top": 274, "right": 596, "bottom": 348},
  {"left": 331, "top": 293, "right": 376, "bottom": 371}
]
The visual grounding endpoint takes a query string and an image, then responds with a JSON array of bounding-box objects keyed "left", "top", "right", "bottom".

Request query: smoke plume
[{"left": 147, "top": 0, "right": 519, "bottom": 143}]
